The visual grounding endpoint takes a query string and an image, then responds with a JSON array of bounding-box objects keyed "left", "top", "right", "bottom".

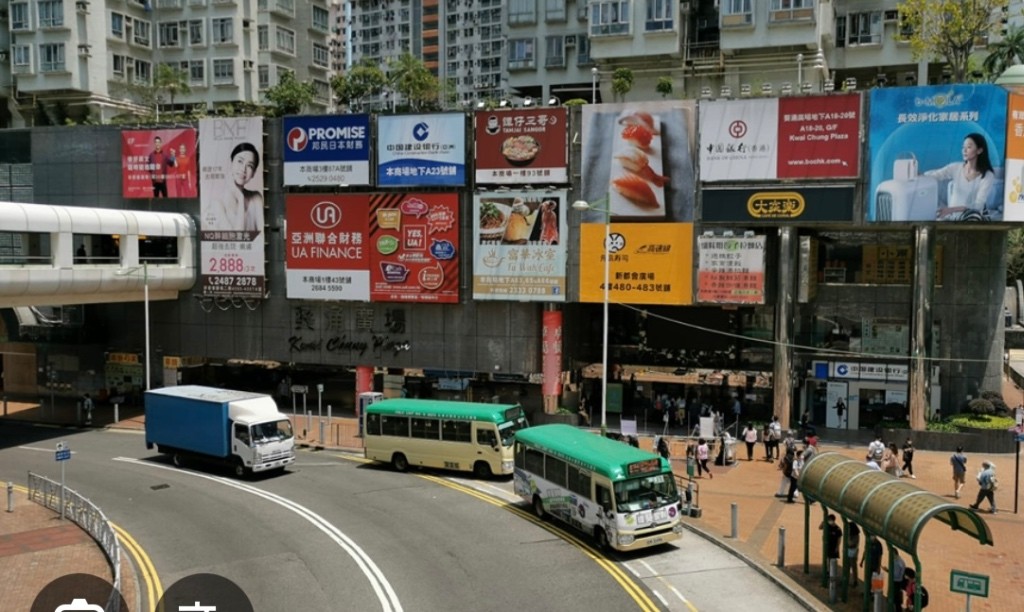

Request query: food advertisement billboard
[
  {"left": 474, "top": 108, "right": 568, "bottom": 184},
  {"left": 285, "top": 195, "right": 370, "bottom": 301},
  {"left": 697, "top": 234, "right": 766, "bottom": 304},
  {"left": 368, "top": 192, "right": 460, "bottom": 302},
  {"left": 377, "top": 113, "right": 466, "bottom": 187},
  {"left": 472, "top": 189, "right": 567, "bottom": 301}
]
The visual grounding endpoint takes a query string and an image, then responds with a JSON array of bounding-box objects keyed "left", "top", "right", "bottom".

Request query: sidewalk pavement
[{"left": 2, "top": 395, "right": 1020, "bottom": 611}]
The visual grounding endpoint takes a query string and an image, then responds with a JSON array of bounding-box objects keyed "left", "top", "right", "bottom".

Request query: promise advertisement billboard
[
  {"left": 283, "top": 115, "right": 371, "bottom": 186},
  {"left": 474, "top": 108, "right": 568, "bottom": 184}
]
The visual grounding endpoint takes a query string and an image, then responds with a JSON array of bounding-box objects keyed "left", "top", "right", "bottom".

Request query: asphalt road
[{"left": 1, "top": 424, "right": 801, "bottom": 611}]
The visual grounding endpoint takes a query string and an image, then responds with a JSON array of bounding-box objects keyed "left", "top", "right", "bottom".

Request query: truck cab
[{"left": 230, "top": 406, "right": 295, "bottom": 474}]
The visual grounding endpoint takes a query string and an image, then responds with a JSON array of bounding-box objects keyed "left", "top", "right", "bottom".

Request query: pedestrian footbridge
[{"left": 0, "top": 202, "right": 196, "bottom": 308}]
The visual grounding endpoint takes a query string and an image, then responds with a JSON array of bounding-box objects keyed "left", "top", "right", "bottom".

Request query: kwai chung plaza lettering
[{"left": 287, "top": 334, "right": 411, "bottom": 356}]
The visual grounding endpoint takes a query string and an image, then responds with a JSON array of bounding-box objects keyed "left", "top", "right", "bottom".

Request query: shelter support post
[
  {"left": 909, "top": 226, "right": 933, "bottom": 430},
  {"left": 803, "top": 501, "right": 810, "bottom": 574}
]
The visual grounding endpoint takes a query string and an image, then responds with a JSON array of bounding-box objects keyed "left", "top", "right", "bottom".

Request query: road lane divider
[{"left": 112, "top": 522, "right": 163, "bottom": 612}]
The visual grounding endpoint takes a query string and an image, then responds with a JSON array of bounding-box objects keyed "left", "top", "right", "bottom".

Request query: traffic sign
[
  {"left": 290, "top": 385, "right": 308, "bottom": 394},
  {"left": 55, "top": 442, "right": 71, "bottom": 462},
  {"left": 950, "top": 569, "right": 989, "bottom": 597}
]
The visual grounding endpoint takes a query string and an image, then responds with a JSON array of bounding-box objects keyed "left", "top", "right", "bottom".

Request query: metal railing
[{"left": 28, "top": 471, "right": 122, "bottom": 612}]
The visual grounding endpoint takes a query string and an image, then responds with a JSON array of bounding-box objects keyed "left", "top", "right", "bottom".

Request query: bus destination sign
[{"left": 627, "top": 459, "right": 661, "bottom": 476}]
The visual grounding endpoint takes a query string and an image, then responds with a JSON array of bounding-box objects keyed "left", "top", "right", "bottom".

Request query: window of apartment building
[
  {"left": 545, "top": 35, "right": 565, "bottom": 68},
  {"left": 257, "top": 0, "right": 267, "bottom": 9},
  {"left": 509, "top": 0, "right": 536, "bottom": 25},
  {"left": 769, "top": 0, "right": 814, "bottom": 22},
  {"left": 189, "top": 19, "right": 204, "bottom": 46},
  {"left": 187, "top": 59, "right": 205, "bottom": 85},
  {"left": 545, "top": 0, "right": 566, "bottom": 22},
  {"left": 276, "top": 26, "right": 296, "bottom": 55},
  {"left": 576, "top": 34, "right": 592, "bottom": 66},
  {"left": 848, "top": 11, "right": 882, "bottom": 46},
  {"left": 134, "top": 20, "right": 152, "bottom": 47},
  {"left": 721, "top": 0, "right": 753, "bottom": 27},
  {"left": 12, "top": 44, "right": 32, "bottom": 72},
  {"left": 212, "top": 17, "right": 233, "bottom": 44},
  {"left": 159, "top": 22, "right": 180, "bottom": 48},
  {"left": 312, "top": 42, "right": 329, "bottom": 68},
  {"left": 38, "top": 0, "right": 64, "bottom": 28},
  {"left": 312, "top": 5, "right": 329, "bottom": 32},
  {"left": 508, "top": 38, "right": 535, "bottom": 70},
  {"left": 258, "top": 65, "right": 269, "bottom": 89},
  {"left": 275, "top": 0, "right": 294, "bottom": 15},
  {"left": 590, "top": 1, "right": 630, "bottom": 36},
  {"left": 110, "top": 12, "right": 125, "bottom": 39},
  {"left": 157, "top": 0, "right": 182, "bottom": 8},
  {"left": 189, "top": 0, "right": 206, "bottom": 5},
  {"left": 134, "top": 58, "right": 151, "bottom": 83},
  {"left": 112, "top": 54, "right": 125, "bottom": 77},
  {"left": 10, "top": 2, "right": 31, "bottom": 31},
  {"left": 39, "top": 43, "right": 64, "bottom": 71},
  {"left": 258, "top": 25, "right": 269, "bottom": 50},
  {"left": 213, "top": 58, "right": 234, "bottom": 84},
  {"left": 645, "top": 0, "right": 674, "bottom": 32},
  {"left": 313, "top": 79, "right": 330, "bottom": 101}
]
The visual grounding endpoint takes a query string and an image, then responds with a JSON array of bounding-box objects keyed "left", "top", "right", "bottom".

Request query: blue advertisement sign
[
  {"left": 283, "top": 115, "right": 371, "bottom": 186},
  {"left": 867, "top": 84, "right": 1007, "bottom": 222},
  {"left": 377, "top": 113, "right": 466, "bottom": 186}
]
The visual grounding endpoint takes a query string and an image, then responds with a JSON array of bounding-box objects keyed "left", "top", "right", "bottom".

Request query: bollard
[
  {"left": 319, "top": 419, "right": 325, "bottom": 446},
  {"left": 114, "top": 402, "right": 120, "bottom": 425},
  {"left": 828, "top": 558, "right": 840, "bottom": 604},
  {"left": 777, "top": 526, "right": 786, "bottom": 566},
  {"left": 730, "top": 503, "right": 738, "bottom": 538},
  {"left": 3, "top": 395, "right": 7, "bottom": 416},
  {"left": 6, "top": 482, "right": 13, "bottom": 512}
]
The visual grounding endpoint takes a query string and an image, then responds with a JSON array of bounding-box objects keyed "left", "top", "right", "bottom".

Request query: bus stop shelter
[{"left": 797, "top": 452, "right": 993, "bottom": 611}]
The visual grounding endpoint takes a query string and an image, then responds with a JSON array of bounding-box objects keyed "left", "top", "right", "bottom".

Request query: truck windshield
[
  {"left": 613, "top": 474, "right": 679, "bottom": 513},
  {"left": 251, "top": 420, "right": 294, "bottom": 443},
  {"left": 498, "top": 416, "right": 529, "bottom": 447}
]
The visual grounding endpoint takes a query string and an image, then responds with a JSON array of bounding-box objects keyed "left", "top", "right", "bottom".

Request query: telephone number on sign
[
  {"left": 310, "top": 284, "right": 350, "bottom": 292},
  {"left": 206, "top": 275, "right": 259, "bottom": 287}
]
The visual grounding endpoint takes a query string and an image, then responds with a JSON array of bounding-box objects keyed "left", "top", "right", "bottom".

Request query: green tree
[
  {"left": 332, "top": 61, "right": 387, "bottom": 111},
  {"left": 154, "top": 64, "right": 191, "bottom": 114},
  {"left": 388, "top": 52, "right": 440, "bottom": 111},
  {"left": 264, "top": 71, "right": 316, "bottom": 117},
  {"left": 984, "top": 25, "right": 1024, "bottom": 78},
  {"left": 611, "top": 68, "right": 634, "bottom": 101},
  {"left": 898, "top": 0, "right": 1009, "bottom": 83},
  {"left": 655, "top": 76, "right": 673, "bottom": 99},
  {"left": 1007, "top": 228, "right": 1024, "bottom": 285}
]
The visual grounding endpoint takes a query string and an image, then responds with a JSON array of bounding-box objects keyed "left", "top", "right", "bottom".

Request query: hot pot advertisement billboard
[{"left": 474, "top": 108, "right": 569, "bottom": 184}]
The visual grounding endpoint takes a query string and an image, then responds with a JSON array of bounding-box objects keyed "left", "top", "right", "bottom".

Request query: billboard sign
[
  {"left": 377, "top": 113, "right": 466, "bottom": 186},
  {"left": 282, "top": 115, "right": 371, "bottom": 186},
  {"left": 1003, "top": 93, "right": 1024, "bottom": 221},
  {"left": 368, "top": 192, "right": 460, "bottom": 302},
  {"left": 474, "top": 108, "right": 568, "bottom": 184},
  {"left": 580, "top": 101, "right": 696, "bottom": 221},
  {"left": 285, "top": 195, "right": 370, "bottom": 301},
  {"left": 697, "top": 234, "right": 766, "bottom": 304},
  {"left": 471, "top": 189, "right": 568, "bottom": 301},
  {"left": 701, "top": 186, "right": 856, "bottom": 222},
  {"left": 867, "top": 84, "right": 1007, "bottom": 222},
  {"left": 198, "top": 117, "right": 265, "bottom": 298},
  {"left": 579, "top": 223, "right": 693, "bottom": 305},
  {"left": 699, "top": 94, "right": 861, "bottom": 182},
  {"left": 121, "top": 128, "right": 198, "bottom": 199}
]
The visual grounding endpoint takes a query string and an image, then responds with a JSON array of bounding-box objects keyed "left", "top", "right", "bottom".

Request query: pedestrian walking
[
  {"left": 769, "top": 415, "right": 782, "bottom": 460},
  {"left": 867, "top": 434, "right": 886, "bottom": 464},
  {"left": 969, "top": 460, "right": 998, "bottom": 514},
  {"left": 803, "top": 434, "right": 818, "bottom": 464},
  {"left": 901, "top": 437, "right": 916, "bottom": 479},
  {"left": 657, "top": 435, "right": 671, "bottom": 460},
  {"left": 662, "top": 406, "right": 670, "bottom": 434},
  {"left": 696, "top": 438, "right": 712, "bottom": 479},
  {"left": 861, "top": 536, "right": 884, "bottom": 593},
  {"left": 846, "top": 522, "right": 861, "bottom": 588},
  {"left": 950, "top": 445, "right": 967, "bottom": 498},
  {"left": 741, "top": 422, "right": 758, "bottom": 461},
  {"left": 786, "top": 450, "right": 803, "bottom": 503},
  {"left": 82, "top": 393, "right": 94, "bottom": 425},
  {"left": 762, "top": 422, "right": 774, "bottom": 462},
  {"left": 883, "top": 442, "right": 900, "bottom": 477}
]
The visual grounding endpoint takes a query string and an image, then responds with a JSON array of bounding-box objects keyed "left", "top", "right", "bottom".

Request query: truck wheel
[
  {"left": 594, "top": 528, "right": 611, "bottom": 552},
  {"left": 234, "top": 462, "right": 249, "bottom": 478},
  {"left": 473, "top": 461, "right": 493, "bottom": 479},
  {"left": 172, "top": 453, "right": 184, "bottom": 468},
  {"left": 391, "top": 453, "right": 409, "bottom": 472}
]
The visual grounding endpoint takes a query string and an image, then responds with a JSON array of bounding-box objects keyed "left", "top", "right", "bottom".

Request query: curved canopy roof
[{"left": 799, "top": 452, "right": 993, "bottom": 555}]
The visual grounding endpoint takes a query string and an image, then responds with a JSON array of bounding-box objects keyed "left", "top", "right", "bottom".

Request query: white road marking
[
  {"left": 17, "top": 445, "right": 76, "bottom": 454},
  {"left": 113, "top": 457, "right": 403, "bottom": 612}
]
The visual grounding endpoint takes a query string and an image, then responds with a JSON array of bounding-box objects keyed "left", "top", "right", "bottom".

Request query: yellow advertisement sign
[{"left": 579, "top": 223, "right": 693, "bottom": 304}]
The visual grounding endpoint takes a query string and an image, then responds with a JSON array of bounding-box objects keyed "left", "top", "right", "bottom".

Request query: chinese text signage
[
  {"left": 697, "top": 235, "right": 766, "bottom": 304},
  {"left": 285, "top": 195, "right": 370, "bottom": 301},
  {"left": 474, "top": 108, "right": 568, "bottom": 184},
  {"left": 283, "top": 115, "right": 371, "bottom": 186},
  {"left": 377, "top": 113, "right": 466, "bottom": 186},
  {"left": 701, "top": 186, "right": 855, "bottom": 223},
  {"left": 121, "top": 128, "right": 198, "bottom": 199},
  {"left": 578, "top": 223, "right": 693, "bottom": 305},
  {"left": 1004, "top": 93, "right": 1024, "bottom": 221}
]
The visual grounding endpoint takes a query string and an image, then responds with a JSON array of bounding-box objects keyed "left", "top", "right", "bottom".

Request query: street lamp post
[
  {"left": 572, "top": 199, "right": 611, "bottom": 433},
  {"left": 117, "top": 262, "right": 150, "bottom": 391},
  {"left": 591, "top": 67, "right": 599, "bottom": 103}
]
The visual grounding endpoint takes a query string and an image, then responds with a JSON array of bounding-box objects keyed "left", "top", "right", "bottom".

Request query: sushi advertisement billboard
[
  {"left": 474, "top": 108, "right": 568, "bottom": 184},
  {"left": 472, "top": 189, "right": 568, "bottom": 301},
  {"left": 580, "top": 101, "right": 696, "bottom": 221}
]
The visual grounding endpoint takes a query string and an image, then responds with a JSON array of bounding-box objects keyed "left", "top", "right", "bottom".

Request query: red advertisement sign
[
  {"left": 474, "top": 108, "right": 569, "bottom": 184},
  {"left": 369, "top": 192, "right": 460, "bottom": 303},
  {"left": 542, "top": 310, "right": 563, "bottom": 396},
  {"left": 121, "top": 128, "right": 198, "bottom": 199},
  {"left": 285, "top": 194, "right": 371, "bottom": 301},
  {"left": 776, "top": 94, "right": 860, "bottom": 179}
]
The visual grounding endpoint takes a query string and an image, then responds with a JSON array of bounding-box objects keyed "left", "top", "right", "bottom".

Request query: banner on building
[
  {"left": 867, "top": 84, "right": 1008, "bottom": 222},
  {"left": 542, "top": 310, "right": 563, "bottom": 397},
  {"left": 578, "top": 223, "right": 693, "bottom": 305},
  {"left": 121, "top": 128, "right": 197, "bottom": 199},
  {"left": 285, "top": 195, "right": 370, "bottom": 301},
  {"left": 283, "top": 115, "right": 371, "bottom": 186},
  {"left": 198, "top": 117, "right": 265, "bottom": 297},
  {"left": 580, "top": 101, "right": 696, "bottom": 221},
  {"left": 699, "top": 94, "right": 861, "bottom": 182},
  {"left": 377, "top": 113, "right": 466, "bottom": 187},
  {"left": 697, "top": 234, "right": 766, "bottom": 304},
  {"left": 701, "top": 186, "right": 856, "bottom": 222},
  {"left": 474, "top": 108, "right": 568, "bottom": 184},
  {"left": 472, "top": 189, "right": 567, "bottom": 301},
  {"left": 368, "top": 192, "right": 460, "bottom": 302},
  {"left": 1003, "top": 93, "right": 1024, "bottom": 221}
]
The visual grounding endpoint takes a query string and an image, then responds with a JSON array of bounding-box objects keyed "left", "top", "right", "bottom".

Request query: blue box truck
[{"left": 145, "top": 385, "right": 295, "bottom": 477}]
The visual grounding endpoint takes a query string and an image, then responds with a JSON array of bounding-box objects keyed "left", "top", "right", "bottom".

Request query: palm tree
[
  {"left": 332, "top": 61, "right": 387, "bottom": 112},
  {"left": 387, "top": 53, "right": 439, "bottom": 111},
  {"left": 984, "top": 26, "right": 1024, "bottom": 79},
  {"left": 153, "top": 64, "right": 190, "bottom": 118}
]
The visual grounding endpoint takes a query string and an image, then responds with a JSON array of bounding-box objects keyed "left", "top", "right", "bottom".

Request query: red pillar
[{"left": 542, "top": 309, "right": 563, "bottom": 414}]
